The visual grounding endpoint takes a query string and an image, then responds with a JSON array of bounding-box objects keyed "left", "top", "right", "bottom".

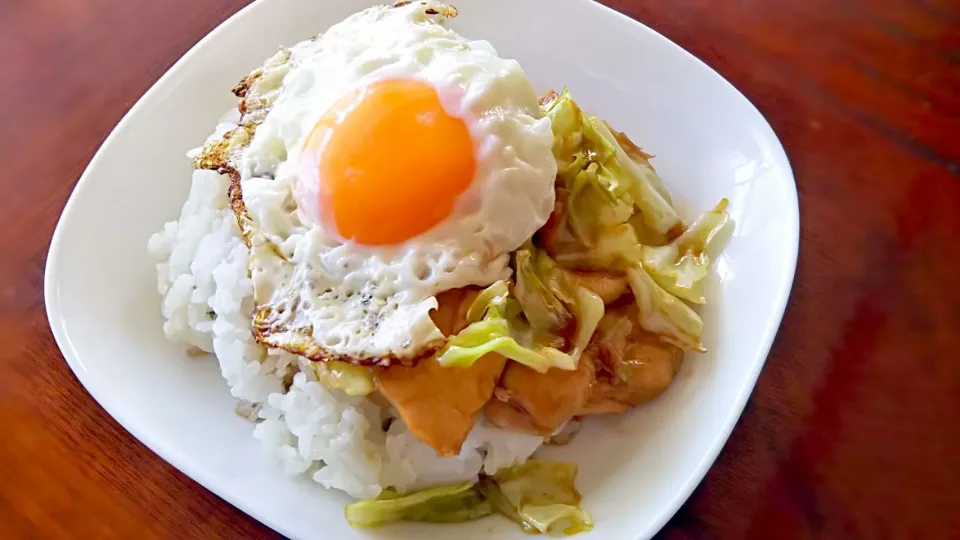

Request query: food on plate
[
  {"left": 148, "top": 1, "right": 732, "bottom": 534},
  {"left": 377, "top": 288, "right": 508, "bottom": 456}
]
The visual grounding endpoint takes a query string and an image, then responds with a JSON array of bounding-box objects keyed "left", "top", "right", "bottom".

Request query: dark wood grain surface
[{"left": 1, "top": 1, "right": 958, "bottom": 538}]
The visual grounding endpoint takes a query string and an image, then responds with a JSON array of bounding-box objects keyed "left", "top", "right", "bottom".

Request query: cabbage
[
  {"left": 542, "top": 90, "right": 730, "bottom": 352},
  {"left": 514, "top": 249, "right": 574, "bottom": 342},
  {"left": 545, "top": 89, "right": 681, "bottom": 241},
  {"left": 542, "top": 91, "right": 675, "bottom": 271},
  {"left": 438, "top": 281, "right": 572, "bottom": 372},
  {"left": 566, "top": 286, "right": 605, "bottom": 365},
  {"left": 477, "top": 461, "right": 594, "bottom": 535},
  {"left": 344, "top": 462, "right": 593, "bottom": 535},
  {"left": 606, "top": 122, "right": 673, "bottom": 203},
  {"left": 436, "top": 315, "right": 571, "bottom": 373},
  {"left": 438, "top": 267, "right": 603, "bottom": 374},
  {"left": 626, "top": 265, "right": 705, "bottom": 351},
  {"left": 515, "top": 248, "right": 606, "bottom": 354},
  {"left": 523, "top": 250, "right": 606, "bottom": 362},
  {"left": 641, "top": 199, "right": 730, "bottom": 304},
  {"left": 528, "top": 249, "right": 573, "bottom": 305},
  {"left": 309, "top": 361, "right": 375, "bottom": 396},
  {"left": 553, "top": 222, "right": 644, "bottom": 270},
  {"left": 561, "top": 158, "right": 635, "bottom": 246},
  {"left": 628, "top": 212, "right": 672, "bottom": 247},
  {"left": 344, "top": 483, "right": 492, "bottom": 527}
]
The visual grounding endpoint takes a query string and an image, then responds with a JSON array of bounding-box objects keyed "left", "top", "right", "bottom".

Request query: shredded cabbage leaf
[
  {"left": 540, "top": 89, "right": 733, "bottom": 351},
  {"left": 545, "top": 89, "right": 681, "bottom": 243},
  {"left": 514, "top": 249, "right": 574, "bottom": 344},
  {"left": 437, "top": 281, "right": 568, "bottom": 372},
  {"left": 553, "top": 222, "right": 644, "bottom": 271},
  {"left": 344, "top": 483, "right": 492, "bottom": 527},
  {"left": 516, "top": 248, "right": 606, "bottom": 354},
  {"left": 346, "top": 461, "right": 592, "bottom": 535},
  {"left": 478, "top": 461, "right": 594, "bottom": 535},
  {"left": 437, "top": 270, "right": 603, "bottom": 373},
  {"left": 627, "top": 264, "right": 705, "bottom": 351},
  {"left": 641, "top": 199, "right": 730, "bottom": 304}
]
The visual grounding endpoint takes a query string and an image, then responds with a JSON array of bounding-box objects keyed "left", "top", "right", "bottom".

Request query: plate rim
[{"left": 44, "top": 0, "right": 800, "bottom": 538}]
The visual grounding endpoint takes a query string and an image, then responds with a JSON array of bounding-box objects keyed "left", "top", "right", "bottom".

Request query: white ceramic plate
[{"left": 44, "top": 0, "right": 799, "bottom": 538}]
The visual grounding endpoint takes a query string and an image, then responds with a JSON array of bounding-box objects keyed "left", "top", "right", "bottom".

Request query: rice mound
[{"left": 148, "top": 129, "right": 544, "bottom": 499}]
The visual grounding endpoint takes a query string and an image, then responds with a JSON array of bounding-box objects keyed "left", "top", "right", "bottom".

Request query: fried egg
[{"left": 199, "top": 2, "right": 557, "bottom": 364}]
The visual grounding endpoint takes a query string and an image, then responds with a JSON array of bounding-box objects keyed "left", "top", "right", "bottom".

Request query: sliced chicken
[
  {"left": 485, "top": 353, "right": 595, "bottom": 436},
  {"left": 377, "top": 288, "right": 507, "bottom": 456},
  {"left": 569, "top": 270, "right": 628, "bottom": 305},
  {"left": 484, "top": 398, "right": 543, "bottom": 435},
  {"left": 578, "top": 301, "right": 683, "bottom": 415}
]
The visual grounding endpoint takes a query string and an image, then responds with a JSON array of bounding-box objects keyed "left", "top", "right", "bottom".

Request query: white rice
[{"left": 148, "top": 165, "right": 544, "bottom": 500}]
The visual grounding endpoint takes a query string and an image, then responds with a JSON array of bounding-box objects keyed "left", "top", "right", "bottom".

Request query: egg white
[{"left": 237, "top": 1, "right": 557, "bottom": 361}]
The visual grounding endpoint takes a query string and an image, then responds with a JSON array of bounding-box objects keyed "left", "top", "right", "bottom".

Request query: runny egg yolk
[{"left": 301, "top": 78, "right": 476, "bottom": 245}]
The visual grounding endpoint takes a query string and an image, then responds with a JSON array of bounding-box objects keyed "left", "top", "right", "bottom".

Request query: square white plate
[{"left": 44, "top": 0, "right": 799, "bottom": 538}]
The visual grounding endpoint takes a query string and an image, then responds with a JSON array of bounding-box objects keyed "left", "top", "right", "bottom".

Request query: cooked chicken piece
[
  {"left": 376, "top": 289, "right": 507, "bottom": 456},
  {"left": 569, "top": 270, "right": 628, "bottom": 304},
  {"left": 578, "top": 301, "right": 683, "bottom": 415},
  {"left": 484, "top": 398, "right": 543, "bottom": 435},
  {"left": 485, "top": 353, "right": 595, "bottom": 436}
]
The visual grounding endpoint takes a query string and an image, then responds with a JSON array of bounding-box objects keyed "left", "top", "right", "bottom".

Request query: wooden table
[{"left": 1, "top": 1, "right": 957, "bottom": 538}]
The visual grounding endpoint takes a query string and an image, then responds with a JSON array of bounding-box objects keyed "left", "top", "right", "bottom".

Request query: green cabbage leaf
[
  {"left": 437, "top": 260, "right": 603, "bottom": 374},
  {"left": 641, "top": 199, "right": 730, "bottom": 304},
  {"left": 344, "top": 483, "right": 492, "bottom": 527},
  {"left": 477, "top": 461, "right": 594, "bottom": 535},
  {"left": 545, "top": 89, "right": 681, "bottom": 244}
]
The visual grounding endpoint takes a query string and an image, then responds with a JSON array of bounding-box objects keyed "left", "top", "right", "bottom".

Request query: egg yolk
[{"left": 301, "top": 78, "right": 476, "bottom": 245}]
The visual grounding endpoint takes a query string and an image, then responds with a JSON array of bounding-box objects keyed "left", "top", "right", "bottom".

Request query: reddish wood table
[{"left": 1, "top": 1, "right": 957, "bottom": 538}]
